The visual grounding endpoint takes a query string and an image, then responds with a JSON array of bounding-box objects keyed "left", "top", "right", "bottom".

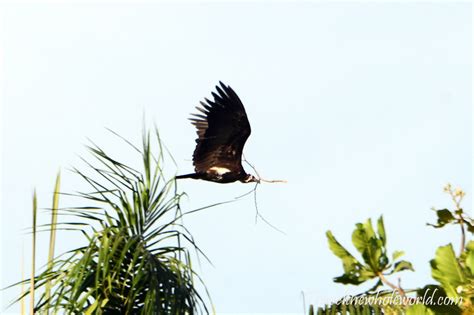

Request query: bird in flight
[{"left": 176, "top": 81, "right": 259, "bottom": 184}]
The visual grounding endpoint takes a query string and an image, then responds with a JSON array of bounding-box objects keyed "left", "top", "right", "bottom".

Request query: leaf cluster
[
  {"left": 326, "top": 216, "right": 413, "bottom": 288},
  {"left": 428, "top": 208, "right": 474, "bottom": 233}
]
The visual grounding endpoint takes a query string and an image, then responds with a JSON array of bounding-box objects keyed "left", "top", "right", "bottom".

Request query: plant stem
[
  {"left": 459, "top": 214, "right": 466, "bottom": 254},
  {"left": 30, "top": 191, "right": 37, "bottom": 315},
  {"left": 45, "top": 172, "right": 61, "bottom": 314},
  {"left": 449, "top": 187, "right": 466, "bottom": 255},
  {"left": 377, "top": 272, "right": 406, "bottom": 303}
]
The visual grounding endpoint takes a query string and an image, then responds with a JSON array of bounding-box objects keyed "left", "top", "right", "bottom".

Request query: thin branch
[
  {"left": 459, "top": 215, "right": 466, "bottom": 254},
  {"left": 241, "top": 157, "right": 286, "bottom": 235},
  {"left": 446, "top": 184, "right": 466, "bottom": 255},
  {"left": 259, "top": 178, "right": 287, "bottom": 183},
  {"left": 242, "top": 154, "right": 287, "bottom": 184},
  {"left": 377, "top": 272, "right": 406, "bottom": 303}
]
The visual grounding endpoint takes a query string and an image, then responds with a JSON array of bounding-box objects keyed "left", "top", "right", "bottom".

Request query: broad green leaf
[
  {"left": 417, "top": 285, "right": 462, "bottom": 315},
  {"left": 340, "top": 257, "right": 358, "bottom": 273},
  {"left": 333, "top": 262, "right": 376, "bottom": 285},
  {"left": 392, "top": 260, "right": 414, "bottom": 273},
  {"left": 437, "top": 209, "right": 455, "bottom": 223},
  {"left": 466, "top": 243, "right": 474, "bottom": 275},
  {"left": 431, "top": 244, "right": 466, "bottom": 298},
  {"left": 428, "top": 209, "right": 456, "bottom": 228},
  {"left": 333, "top": 273, "right": 365, "bottom": 285},
  {"left": 466, "top": 240, "right": 474, "bottom": 251},
  {"left": 392, "top": 250, "right": 404, "bottom": 261},
  {"left": 352, "top": 222, "right": 384, "bottom": 271},
  {"left": 327, "top": 231, "right": 380, "bottom": 285},
  {"left": 326, "top": 231, "right": 359, "bottom": 263},
  {"left": 466, "top": 221, "right": 474, "bottom": 234},
  {"left": 377, "top": 216, "right": 386, "bottom": 246},
  {"left": 363, "top": 218, "right": 376, "bottom": 239},
  {"left": 369, "top": 237, "right": 387, "bottom": 271},
  {"left": 352, "top": 224, "right": 369, "bottom": 256},
  {"left": 358, "top": 267, "right": 377, "bottom": 281},
  {"left": 406, "top": 304, "right": 434, "bottom": 315}
]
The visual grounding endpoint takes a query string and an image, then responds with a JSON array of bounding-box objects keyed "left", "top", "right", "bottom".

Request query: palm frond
[{"left": 15, "top": 128, "right": 211, "bottom": 314}]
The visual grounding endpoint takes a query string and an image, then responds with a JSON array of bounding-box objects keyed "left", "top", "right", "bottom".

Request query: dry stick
[
  {"left": 234, "top": 184, "right": 257, "bottom": 199},
  {"left": 241, "top": 154, "right": 287, "bottom": 184},
  {"left": 234, "top": 181, "right": 284, "bottom": 233},
  {"left": 259, "top": 178, "right": 287, "bottom": 183},
  {"left": 241, "top": 157, "right": 286, "bottom": 234}
]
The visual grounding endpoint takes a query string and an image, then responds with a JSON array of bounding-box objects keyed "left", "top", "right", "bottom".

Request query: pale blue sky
[{"left": 1, "top": 2, "right": 472, "bottom": 314}]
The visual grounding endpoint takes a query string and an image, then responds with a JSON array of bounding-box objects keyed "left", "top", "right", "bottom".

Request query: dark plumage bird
[{"left": 176, "top": 82, "right": 259, "bottom": 184}]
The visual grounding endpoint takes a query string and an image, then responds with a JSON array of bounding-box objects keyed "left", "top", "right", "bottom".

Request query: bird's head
[{"left": 241, "top": 174, "right": 260, "bottom": 183}]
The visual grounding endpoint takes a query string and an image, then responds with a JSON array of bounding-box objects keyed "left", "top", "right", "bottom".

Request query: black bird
[{"left": 176, "top": 82, "right": 259, "bottom": 184}]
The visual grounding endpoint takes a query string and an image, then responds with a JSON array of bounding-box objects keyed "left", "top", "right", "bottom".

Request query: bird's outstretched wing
[{"left": 190, "top": 81, "right": 251, "bottom": 174}]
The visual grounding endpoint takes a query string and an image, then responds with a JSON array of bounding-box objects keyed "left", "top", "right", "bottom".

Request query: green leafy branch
[
  {"left": 326, "top": 216, "right": 414, "bottom": 301},
  {"left": 428, "top": 184, "right": 473, "bottom": 255},
  {"left": 419, "top": 184, "right": 474, "bottom": 314}
]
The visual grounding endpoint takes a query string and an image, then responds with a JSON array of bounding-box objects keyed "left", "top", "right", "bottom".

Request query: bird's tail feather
[{"left": 175, "top": 173, "right": 200, "bottom": 180}]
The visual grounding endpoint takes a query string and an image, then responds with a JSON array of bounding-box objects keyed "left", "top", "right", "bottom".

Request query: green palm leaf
[{"left": 16, "top": 128, "right": 210, "bottom": 314}]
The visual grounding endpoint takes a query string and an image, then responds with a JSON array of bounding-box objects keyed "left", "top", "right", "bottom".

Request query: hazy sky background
[{"left": 1, "top": 2, "right": 472, "bottom": 314}]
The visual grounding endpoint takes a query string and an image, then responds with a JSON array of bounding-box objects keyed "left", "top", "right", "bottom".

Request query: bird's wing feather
[{"left": 190, "top": 81, "right": 251, "bottom": 173}]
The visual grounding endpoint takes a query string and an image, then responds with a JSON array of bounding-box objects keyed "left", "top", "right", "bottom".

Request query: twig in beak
[{"left": 258, "top": 178, "right": 287, "bottom": 183}]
